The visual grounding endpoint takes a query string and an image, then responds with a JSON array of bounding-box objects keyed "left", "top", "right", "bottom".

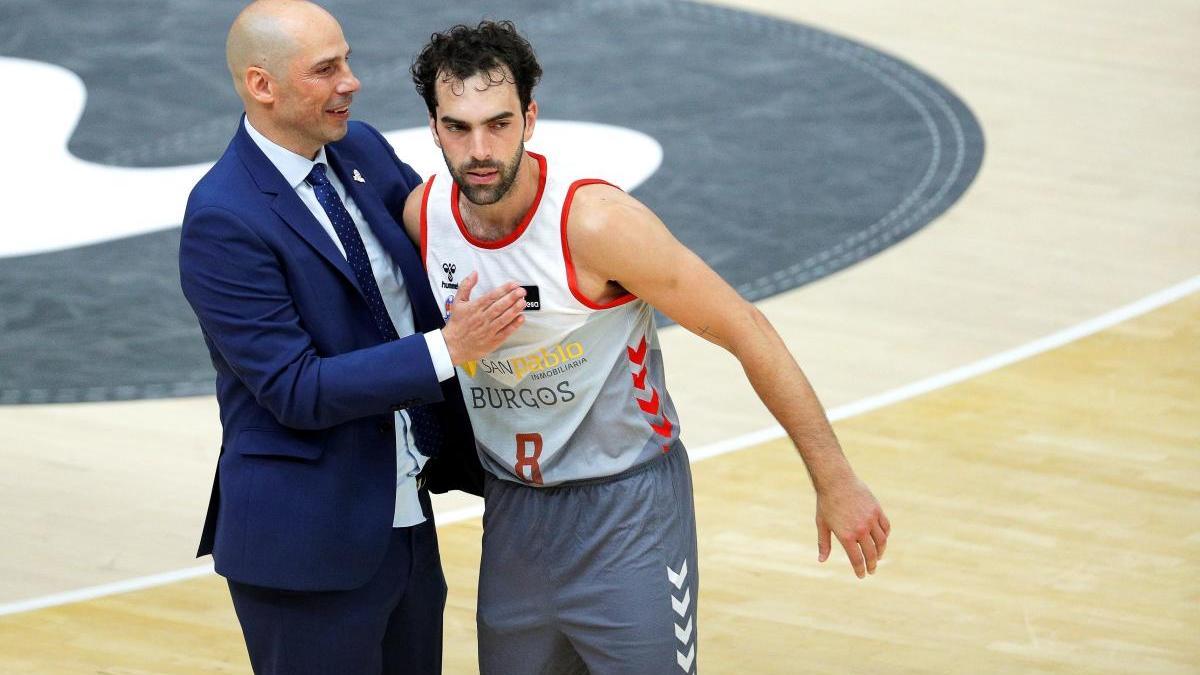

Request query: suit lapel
[
  {"left": 232, "top": 120, "right": 365, "bottom": 298},
  {"left": 327, "top": 146, "right": 442, "bottom": 329},
  {"left": 270, "top": 192, "right": 367, "bottom": 299}
]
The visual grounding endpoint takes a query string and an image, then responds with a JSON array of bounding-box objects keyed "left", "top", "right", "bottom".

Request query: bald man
[{"left": 178, "top": 2, "right": 526, "bottom": 672}]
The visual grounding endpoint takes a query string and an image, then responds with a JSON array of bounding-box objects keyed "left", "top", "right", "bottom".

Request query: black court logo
[{"left": 0, "top": 0, "right": 982, "bottom": 404}]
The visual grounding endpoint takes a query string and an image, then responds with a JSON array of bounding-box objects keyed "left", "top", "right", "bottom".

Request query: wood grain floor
[
  {"left": 2, "top": 290, "right": 1195, "bottom": 673},
  {"left": 1, "top": 0, "right": 1197, "bottom": 672}
]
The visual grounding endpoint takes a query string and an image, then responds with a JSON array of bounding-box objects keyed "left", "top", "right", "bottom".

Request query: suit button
[{"left": 378, "top": 421, "right": 394, "bottom": 435}]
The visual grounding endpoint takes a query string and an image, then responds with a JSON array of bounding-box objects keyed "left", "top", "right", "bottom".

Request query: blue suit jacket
[{"left": 179, "top": 119, "right": 481, "bottom": 591}]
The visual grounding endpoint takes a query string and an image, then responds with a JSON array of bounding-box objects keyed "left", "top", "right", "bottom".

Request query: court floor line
[
  {"left": 692, "top": 272, "right": 1200, "bottom": 463},
  {"left": 2, "top": 273, "right": 1196, "bottom": 618}
]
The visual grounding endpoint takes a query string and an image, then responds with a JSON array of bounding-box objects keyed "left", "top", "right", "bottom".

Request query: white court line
[
  {"left": 693, "top": 273, "right": 1200, "bottom": 462},
  {"left": 0, "top": 563, "right": 215, "bottom": 616},
  {"left": 1, "top": 274, "right": 1196, "bottom": 617}
]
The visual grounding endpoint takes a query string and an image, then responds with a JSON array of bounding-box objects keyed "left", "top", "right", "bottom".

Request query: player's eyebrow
[{"left": 439, "top": 111, "right": 515, "bottom": 126}]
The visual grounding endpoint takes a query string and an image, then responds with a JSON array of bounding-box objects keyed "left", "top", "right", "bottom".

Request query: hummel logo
[
  {"left": 442, "top": 263, "right": 456, "bottom": 282},
  {"left": 667, "top": 560, "right": 688, "bottom": 589},
  {"left": 675, "top": 616, "right": 693, "bottom": 644},
  {"left": 671, "top": 588, "right": 691, "bottom": 616},
  {"left": 677, "top": 644, "right": 695, "bottom": 671},
  {"left": 667, "top": 558, "right": 694, "bottom": 672}
]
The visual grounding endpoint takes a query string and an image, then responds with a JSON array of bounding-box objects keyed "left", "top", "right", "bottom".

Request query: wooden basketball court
[{"left": 1, "top": 1, "right": 1197, "bottom": 672}]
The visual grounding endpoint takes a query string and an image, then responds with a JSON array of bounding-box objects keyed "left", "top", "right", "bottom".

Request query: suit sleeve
[{"left": 178, "top": 204, "right": 444, "bottom": 430}]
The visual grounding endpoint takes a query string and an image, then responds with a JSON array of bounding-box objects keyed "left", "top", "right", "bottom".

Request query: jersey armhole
[
  {"left": 560, "top": 179, "right": 638, "bottom": 310},
  {"left": 420, "top": 175, "right": 436, "bottom": 266}
]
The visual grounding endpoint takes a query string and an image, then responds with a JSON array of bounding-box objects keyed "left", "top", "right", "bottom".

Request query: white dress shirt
[{"left": 245, "top": 117, "right": 453, "bottom": 527}]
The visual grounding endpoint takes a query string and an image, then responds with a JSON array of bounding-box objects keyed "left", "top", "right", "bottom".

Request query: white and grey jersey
[{"left": 421, "top": 152, "right": 681, "bottom": 486}]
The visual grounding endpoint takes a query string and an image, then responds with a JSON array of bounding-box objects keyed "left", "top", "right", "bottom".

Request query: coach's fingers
[
  {"left": 492, "top": 289, "right": 528, "bottom": 326},
  {"left": 454, "top": 271, "right": 479, "bottom": 304},
  {"left": 496, "top": 314, "right": 525, "bottom": 341},
  {"left": 480, "top": 284, "right": 525, "bottom": 320}
]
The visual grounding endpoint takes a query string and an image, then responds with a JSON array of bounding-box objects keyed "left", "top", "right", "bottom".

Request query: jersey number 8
[{"left": 514, "top": 433, "right": 544, "bottom": 485}]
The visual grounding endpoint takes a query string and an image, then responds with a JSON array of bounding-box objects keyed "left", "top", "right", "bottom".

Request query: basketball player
[{"left": 403, "top": 21, "right": 890, "bottom": 674}]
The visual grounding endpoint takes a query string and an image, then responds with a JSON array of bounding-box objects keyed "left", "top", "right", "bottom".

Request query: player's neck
[{"left": 459, "top": 153, "right": 540, "bottom": 241}]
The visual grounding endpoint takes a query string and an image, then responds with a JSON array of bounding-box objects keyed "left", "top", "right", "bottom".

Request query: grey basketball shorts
[{"left": 477, "top": 442, "right": 699, "bottom": 674}]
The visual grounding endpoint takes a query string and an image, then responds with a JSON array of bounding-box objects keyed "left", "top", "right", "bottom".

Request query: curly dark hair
[{"left": 411, "top": 20, "right": 543, "bottom": 117}]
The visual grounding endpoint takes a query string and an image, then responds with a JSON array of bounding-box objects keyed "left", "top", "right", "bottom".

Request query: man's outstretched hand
[{"left": 441, "top": 272, "right": 526, "bottom": 365}]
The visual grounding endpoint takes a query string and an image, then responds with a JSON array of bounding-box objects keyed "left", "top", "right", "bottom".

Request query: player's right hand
[
  {"left": 441, "top": 272, "right": 526, "bottom": 365},
  {"left": 815, "top": 474, "right": 890, "bottom": 579}
]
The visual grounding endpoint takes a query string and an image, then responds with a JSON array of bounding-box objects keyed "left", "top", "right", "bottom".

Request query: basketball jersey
[{"left": 421, "top": 152, "right": 681, "bottom": 486}]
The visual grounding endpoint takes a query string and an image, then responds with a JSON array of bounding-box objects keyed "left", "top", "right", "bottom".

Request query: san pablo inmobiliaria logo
[
  {"left": 462, "top": 340, "right": 587, "bottom": 382},
  {"left": 463, "top": 340, "right": 589, "bottom": 410}
]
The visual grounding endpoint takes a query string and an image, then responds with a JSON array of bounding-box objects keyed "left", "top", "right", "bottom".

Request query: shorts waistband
[{"left": 489, "top": 439, "right": 684, "bottom": 490}]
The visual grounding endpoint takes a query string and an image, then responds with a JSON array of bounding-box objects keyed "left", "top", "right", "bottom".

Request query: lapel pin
[{"left": 352, "top": 169, "right": 366, "bottom": 183}]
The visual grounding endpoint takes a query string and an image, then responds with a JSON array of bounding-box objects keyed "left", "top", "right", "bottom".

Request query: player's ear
[{"left": 523, "top": 100, "right": 537, "bottom": 142}]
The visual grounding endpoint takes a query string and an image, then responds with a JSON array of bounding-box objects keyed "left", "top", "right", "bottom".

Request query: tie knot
[{"left": 306, "top": 163, "right": 331, "bottom": 187}]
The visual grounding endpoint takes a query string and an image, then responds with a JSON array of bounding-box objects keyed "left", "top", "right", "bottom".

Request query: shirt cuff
[{"left": 424, "top": 330, "right": 455, "bottom": 382}]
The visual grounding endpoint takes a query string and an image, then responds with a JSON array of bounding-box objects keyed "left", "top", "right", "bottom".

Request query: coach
[{"left": 177, "top": 1, "right": 526, "bottom": 672}]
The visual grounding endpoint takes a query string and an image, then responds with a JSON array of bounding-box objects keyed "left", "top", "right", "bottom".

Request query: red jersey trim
[
  {"left": 419, "top": 175, "right": 435, "bottom": 266},
  {"left": 450, "top": 152, "right": 548, "bottom": 250},
  {"left": 560, "top": 179, "right": 638, "bottom": 310}
]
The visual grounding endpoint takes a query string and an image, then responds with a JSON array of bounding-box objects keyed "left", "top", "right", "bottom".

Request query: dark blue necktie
[
  {"left": 306, "top": 163, "right": 441, "bottom": 457},
  {"left": 308, "top": 163, "right": 398, "bottom": 341}
]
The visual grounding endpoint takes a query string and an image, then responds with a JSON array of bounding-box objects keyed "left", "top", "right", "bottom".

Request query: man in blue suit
[{"left": 178, "top": 1, "right": 527, "bottom": 672}]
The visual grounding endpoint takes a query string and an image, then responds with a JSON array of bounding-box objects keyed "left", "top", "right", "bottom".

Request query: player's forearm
[{"left": 731, "top": 307, "right": 857, "bottom": 492}]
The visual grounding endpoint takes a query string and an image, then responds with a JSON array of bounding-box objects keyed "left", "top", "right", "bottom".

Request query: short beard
[{"left": 447, "top": 142, "right": 525, "bottom": 206}]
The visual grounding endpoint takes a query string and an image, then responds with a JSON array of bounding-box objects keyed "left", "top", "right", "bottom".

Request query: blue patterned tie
[
  {"left": 306, "top": 163, "right": 442, "bottom": 456},
  {"left": 307, "top": 164, "right": 398, "bottom": 341}
]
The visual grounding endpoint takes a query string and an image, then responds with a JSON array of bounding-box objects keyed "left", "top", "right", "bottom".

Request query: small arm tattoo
[{"left": 696, "top": 324, "right": 724, "bottom": 343}]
